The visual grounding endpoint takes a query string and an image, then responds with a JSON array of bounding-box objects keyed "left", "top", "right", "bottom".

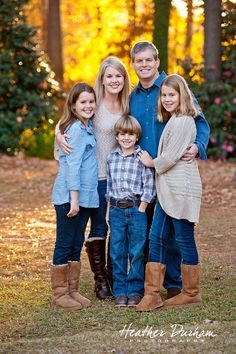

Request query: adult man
[{"left": 129, "top": 41, "right": 209, "bottom": 298}]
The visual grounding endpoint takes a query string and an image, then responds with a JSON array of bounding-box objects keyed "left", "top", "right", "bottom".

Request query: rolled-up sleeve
[
  {"left": 66, "top": 125, "right": 85, "bottom": 191},
  {"left": 141, "top": 166, "right": 156, "bottom": 203},
  {"left": 192, "top": 95, "right": 210, "bottom": 160}
]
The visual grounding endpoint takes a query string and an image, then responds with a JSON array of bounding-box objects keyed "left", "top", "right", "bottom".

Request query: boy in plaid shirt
[{"left": 106, "top": 115, "right": 156, "bottom": 307}]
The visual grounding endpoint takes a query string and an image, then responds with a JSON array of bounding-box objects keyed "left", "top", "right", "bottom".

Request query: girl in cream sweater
[{"left": 136, "top": 74, "right": 203, "bottom": 312}]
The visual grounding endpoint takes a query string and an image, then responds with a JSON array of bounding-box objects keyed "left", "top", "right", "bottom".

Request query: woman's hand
[
  {"left": 138, "top": 150, "right": 154, "bottom": 168},
  {"left": 57, "top": 132, "right": 72, "bottom": 154}
]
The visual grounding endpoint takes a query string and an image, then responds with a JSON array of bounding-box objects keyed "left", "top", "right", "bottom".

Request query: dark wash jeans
[
  {"left": 148, "top": 202, "right": 199, "bottom": 267},
  {"left": 88, "top": 179, "right": 108, "bottom": 240},
  {"left": 146, "top": 201, "right": 182, "bottom": 289},
  {"left": 53, "top": 203, "right": 94, "bottom": 265},
  {"left": 109, "top": 204, "right": 147, "bottom": 298}
]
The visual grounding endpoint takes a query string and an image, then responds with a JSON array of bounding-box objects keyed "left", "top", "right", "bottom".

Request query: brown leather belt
[{"left": 110, "top": 198, "right": 140, "bottom": 209}]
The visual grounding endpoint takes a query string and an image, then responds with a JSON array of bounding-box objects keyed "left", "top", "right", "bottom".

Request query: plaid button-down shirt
[{"left": 106, "top": 145, "right": 156, "bottom": 203}]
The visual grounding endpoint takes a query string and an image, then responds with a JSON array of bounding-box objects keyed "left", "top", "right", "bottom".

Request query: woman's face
[{"left": 102, "top": 66, "right": 125, "bottom": 96}]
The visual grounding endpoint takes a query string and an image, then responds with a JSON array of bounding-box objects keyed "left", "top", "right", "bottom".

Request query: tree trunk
[
  {"left": 185, "top": 0, "right": 193, "bottom": 58},
  {"left": 153, "top": 0, "right": 171, "bottom": 72},
  {"left": 204, "top": 0, "right": 222, "bottom": 82},
  {"left": 47, "top": 0, "right": 63, "bottom": 82},
  {"left": 41, "top": 0, "right": 48, "bottom": 52}
]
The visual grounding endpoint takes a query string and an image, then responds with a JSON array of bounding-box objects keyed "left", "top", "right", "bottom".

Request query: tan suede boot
[
  {"left": 51, "top": 264, "right": 82, "bottom": 310},
  {"left": 136, "top": 262, "right": 166, "bottom": 312},
  {"left": 68, "top": 261, "right": 92, "bottom": 308},
  {"left": 164, "top": 264, "right": 202, "bottom": 308}
]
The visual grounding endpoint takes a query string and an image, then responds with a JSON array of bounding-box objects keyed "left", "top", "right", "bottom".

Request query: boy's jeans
[{"left": 109, "top": 203, "right": 147, "bottom": 298}]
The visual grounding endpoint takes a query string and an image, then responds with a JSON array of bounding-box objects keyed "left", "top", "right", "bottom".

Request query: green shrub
[
  {"left": 0, "top": 0, "right": 62, "bottom": 155},
  {"left": 180, "top": 0, "right": 235, "bottom": 160}
]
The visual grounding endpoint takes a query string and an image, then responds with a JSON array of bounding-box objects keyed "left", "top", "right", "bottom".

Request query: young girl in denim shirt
[{"left": 51, "top": 83, "right": 98, "bottom": 311}]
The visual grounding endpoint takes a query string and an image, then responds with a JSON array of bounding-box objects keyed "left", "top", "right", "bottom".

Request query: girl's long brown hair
[{"left": 59, "top": 83, "right": 96, "bottom": 134}]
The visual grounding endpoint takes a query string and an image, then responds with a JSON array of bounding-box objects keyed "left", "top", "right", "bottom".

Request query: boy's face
[{"left": 116, "top": 132, "right": 138, "bottom": 153}]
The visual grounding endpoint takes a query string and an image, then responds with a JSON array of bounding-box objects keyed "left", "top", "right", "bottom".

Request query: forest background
[
  {"left": 0, "top": 0, "right": 235, "bottom": 160},
  {"left": 0, "top": 1, "right": 236, "bottom": 353}
]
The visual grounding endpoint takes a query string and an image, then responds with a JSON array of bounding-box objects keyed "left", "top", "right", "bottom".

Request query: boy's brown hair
[{"left": 114, "top": 115, "right": 142, "bottom": 139}]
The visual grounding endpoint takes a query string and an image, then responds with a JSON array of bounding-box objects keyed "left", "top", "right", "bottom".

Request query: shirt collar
[
  {"left": 136, "top": 71, "right": 167, "bottom": 91},
  {"left": 114, "top": 145, "right": 141, "bottom": 157},
  {"left": 75, "top": 119, "right": 93, "bottom": 133}
]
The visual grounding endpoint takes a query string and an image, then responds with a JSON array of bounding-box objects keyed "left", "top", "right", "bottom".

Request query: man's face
[{"left": 132, "top": 49, "right": 160, "bottom": 82}]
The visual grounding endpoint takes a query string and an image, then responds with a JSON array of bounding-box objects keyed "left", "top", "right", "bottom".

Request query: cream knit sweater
[
  {"left": 92, "top": 103, "right": 121, "bottom": 179},
  {"left": 153, "top": 114, "right": 202, "bottom": 223}
]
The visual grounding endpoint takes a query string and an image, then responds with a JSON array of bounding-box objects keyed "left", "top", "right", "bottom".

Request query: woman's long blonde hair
[
  {"left": 158, "top": 74, "right": 197, "bottom": 122},
  {"left": 94, "top": 56, "right": 130, "bottom": 115},
  {"left": 59, "top": 83, "right": 96, "bottom": 133}
]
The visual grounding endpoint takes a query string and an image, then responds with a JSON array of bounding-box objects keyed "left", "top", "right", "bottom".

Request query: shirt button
[
  {"left": 121, "top": 178, "right": 124, "bottom": 181},
  {"left": 122, "top": 167, "right": 125, "bottom": 170},
  {"left": 121, "top": 188, "right": 125, "bottom": 191}
]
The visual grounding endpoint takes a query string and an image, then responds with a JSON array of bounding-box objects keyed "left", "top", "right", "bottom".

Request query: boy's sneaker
[
  {"left": 127, "top": 296, "right": 142, "bottom": 307},
  {"left": 115, "top": 296, "right": 127, "bottom": 307}
]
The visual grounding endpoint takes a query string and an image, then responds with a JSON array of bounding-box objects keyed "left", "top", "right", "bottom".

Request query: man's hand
[
  {"left": 57, "top": 132, "right": 72, "bottom": 154},
  {"left": 181, "top": 143, "right": 198, "bottom": 162},
  {"left": 138, "top": 150, "right": 154, "bottom": 168}
]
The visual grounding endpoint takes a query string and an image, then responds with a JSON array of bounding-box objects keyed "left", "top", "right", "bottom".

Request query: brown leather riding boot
[
  {"left": 85, "top": 239, "right": 113, "bottom": 300},
  {"left": 68, "top": 261, "right": 92, "bottom": 308},
  {"left": 136, "top": 262, "right": 166, "bottom": 312},
  {"left": 164, "top": 264, "right": 202, "bottom": 308},
  {"left": 51, "top": 264, "right": 82, "bottom": 310}
]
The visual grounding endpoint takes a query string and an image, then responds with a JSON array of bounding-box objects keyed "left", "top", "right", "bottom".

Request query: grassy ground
[{"left": 0, "top": 155, "right": 235, "bottom": 354}]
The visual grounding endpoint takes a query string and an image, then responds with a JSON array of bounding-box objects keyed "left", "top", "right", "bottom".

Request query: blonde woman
[{"left": 56, "top": 57, "right": 130, "bottom": 300}]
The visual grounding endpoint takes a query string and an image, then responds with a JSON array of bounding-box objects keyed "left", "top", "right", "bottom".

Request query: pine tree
[{"left": 0, "top": 0, "right": 61, "bottom": 154}]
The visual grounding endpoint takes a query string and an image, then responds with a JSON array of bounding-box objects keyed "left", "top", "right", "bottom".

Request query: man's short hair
[{"left": 131, "top": 41, "right": 159, "bottom": 62}]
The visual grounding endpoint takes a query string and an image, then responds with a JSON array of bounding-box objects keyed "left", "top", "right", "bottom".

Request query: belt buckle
[{"left": 118, "top": 201, "right": 129, "bottom": 208}]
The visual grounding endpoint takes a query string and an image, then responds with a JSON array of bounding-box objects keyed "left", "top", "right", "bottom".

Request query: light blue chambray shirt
[{"left": 51, "top": 119, "right": 99, "bottom": 208}]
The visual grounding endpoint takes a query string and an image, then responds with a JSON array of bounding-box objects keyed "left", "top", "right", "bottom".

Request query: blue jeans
[
  {"left": 148, "top": 202, "right": 199, "bottom": 266},
  {"left": 109, "top": 204, "right": 147, "bottom": 298},
  {"left": 53, "top": 203, "right": 94, "bottom": 265},
  {"left": 146, "top": 201, "right": 182, "bottom": 289},
  {"left": 88, "top": 179, "right": 108, "bottom": 240}
]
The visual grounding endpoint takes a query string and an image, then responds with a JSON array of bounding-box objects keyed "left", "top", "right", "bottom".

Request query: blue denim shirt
[
  {"left": 51, "top": 120, "right": 99, "bottom": 208},
  {"left": 130, "top": 71, "right": 210, "bottom": 159}
]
